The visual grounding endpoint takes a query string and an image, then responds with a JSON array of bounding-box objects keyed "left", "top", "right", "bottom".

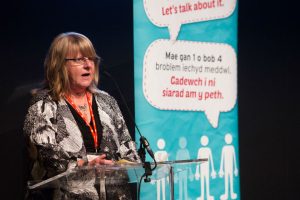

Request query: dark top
[{"left": 66, "top": 95, "right": 102, "bottom": 153}]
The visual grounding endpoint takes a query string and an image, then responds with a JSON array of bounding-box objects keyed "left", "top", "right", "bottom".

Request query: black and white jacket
[{"left": 23, "top": 89, "right": 140, "bottom": 199}]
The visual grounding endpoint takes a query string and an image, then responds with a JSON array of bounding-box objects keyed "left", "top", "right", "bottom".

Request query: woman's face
[{"left": 65, "top": 52, "right": 95, "bottom": 92}]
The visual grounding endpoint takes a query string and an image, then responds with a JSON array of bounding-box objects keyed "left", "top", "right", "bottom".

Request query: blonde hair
[{"left": 44, "top": 32, "right": 100, "bottom": 101}]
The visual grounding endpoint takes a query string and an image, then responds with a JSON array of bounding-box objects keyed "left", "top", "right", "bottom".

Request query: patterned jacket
[{"left": 23, "top": 89, "right": 140, "bottom": 199}]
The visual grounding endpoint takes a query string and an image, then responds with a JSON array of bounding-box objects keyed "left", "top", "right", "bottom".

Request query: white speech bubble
[
  {"left": 144, "top": 0, "right": 236, "bottom": 40},
  {"left": 143, "top": 39, "right": 237, "bottom": 128}
]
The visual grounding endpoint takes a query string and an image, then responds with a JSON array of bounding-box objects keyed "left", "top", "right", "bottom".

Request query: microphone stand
[{"left": 138, "top": 136, "right": 155, "bottom": 182}]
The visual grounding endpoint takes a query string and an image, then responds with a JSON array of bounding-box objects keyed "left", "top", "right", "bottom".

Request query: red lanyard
[{"left": 65, "top": 92, "right": 98, "bottom": 152}]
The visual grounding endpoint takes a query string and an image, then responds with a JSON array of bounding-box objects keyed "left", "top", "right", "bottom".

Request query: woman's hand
[
  {"left": 77, "top": 159, "right": 87, "bottom": 167},
  {"left": 88, "top": 154, "right": 114, "bottom": 166}
]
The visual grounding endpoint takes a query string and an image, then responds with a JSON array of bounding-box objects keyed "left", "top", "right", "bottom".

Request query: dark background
[{"left": 0, "top": 0, "right": 298, "bottom": 199}]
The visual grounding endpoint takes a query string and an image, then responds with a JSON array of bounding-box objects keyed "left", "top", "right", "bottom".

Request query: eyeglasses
[{"left": 65, "top": 56, "right": 100, "bottom": 66}]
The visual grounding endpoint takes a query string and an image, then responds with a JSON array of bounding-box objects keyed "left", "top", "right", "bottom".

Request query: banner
[{"left": 134, "top": 0, "right": 239, "bottom": 199}]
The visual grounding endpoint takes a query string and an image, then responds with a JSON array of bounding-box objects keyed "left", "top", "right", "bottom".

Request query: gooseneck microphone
[
  {"left": 101, "top": 68, "right": 157, "bottom": 200},
  {"left": 100, "top": 69, "right": 156, "bottom": 164},
  {"left": 139, "top": 136, "right": 155, "bottom": 160}
]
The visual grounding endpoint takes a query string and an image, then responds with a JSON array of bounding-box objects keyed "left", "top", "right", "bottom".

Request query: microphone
[
  {"left": 139, "top": 136, "right": 155, "bottom": 160},
  {"left": 100, "top": 68, "right": 156, "bottom": 162}
]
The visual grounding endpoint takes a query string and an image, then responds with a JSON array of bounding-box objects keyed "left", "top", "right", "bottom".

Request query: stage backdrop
[{"left": 134, "top": 0, "right": 239, "bottom": 199}]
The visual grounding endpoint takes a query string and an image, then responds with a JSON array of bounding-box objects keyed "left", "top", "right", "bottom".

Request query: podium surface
[{"left": 28, "top": 158, "right": 207, "bottom": 200}]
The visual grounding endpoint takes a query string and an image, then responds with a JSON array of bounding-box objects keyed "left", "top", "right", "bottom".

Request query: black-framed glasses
[{"left": 65, "top": 56, "right": 100, "bottom": 66}]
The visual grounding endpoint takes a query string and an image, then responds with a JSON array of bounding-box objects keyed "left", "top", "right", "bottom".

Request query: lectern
[{"left": 28, "top": 158, "right": 207, "bottom": 200}]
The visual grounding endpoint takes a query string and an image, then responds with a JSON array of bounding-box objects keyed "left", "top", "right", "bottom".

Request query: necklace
[{"left": 78, "top": 104, "right": 87, "bottom": 112}]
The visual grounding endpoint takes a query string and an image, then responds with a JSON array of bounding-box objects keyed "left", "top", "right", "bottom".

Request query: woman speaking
[{"left": 23, "top": 32, "right": 140, "bottom": 199}]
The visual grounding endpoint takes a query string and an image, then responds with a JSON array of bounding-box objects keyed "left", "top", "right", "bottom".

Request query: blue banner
[{"left": 134, "top": 0, "right": 239, "bottom": 199}]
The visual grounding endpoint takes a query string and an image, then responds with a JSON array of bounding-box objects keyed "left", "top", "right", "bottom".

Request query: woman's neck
[
  {"left": 68, "top": 87, "right": 88, "bottom": 99},
  {"left": 66, "top": 89, "right": 91, "bottom": 121},
  {"left": 70, "top": 91, "right": 86, "bottom": 98}
]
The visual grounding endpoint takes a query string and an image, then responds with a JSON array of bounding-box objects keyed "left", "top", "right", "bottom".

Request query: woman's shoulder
[
  {"left": 24, "top": 89, "right": 57, "bottom": 128},
  {"left": 29, "top": 89, "right": 53, "bottom": 106},
  {"left": 93, "top": 89, "right": 116, "bottom": 102}
]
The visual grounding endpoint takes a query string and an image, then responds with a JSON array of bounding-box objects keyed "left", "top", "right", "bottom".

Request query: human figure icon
[
  {"left": 195, "top": 135, "right": 216, "bottom": 200},
  {"left": 154, "top": 138, "right": 169, "bottom": 200},
  {"left": 175, "top": 137, "right": 193, "bottom": 200},
  {"left": 219, "top": 133, "right": 238, "bottom": 200}
]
